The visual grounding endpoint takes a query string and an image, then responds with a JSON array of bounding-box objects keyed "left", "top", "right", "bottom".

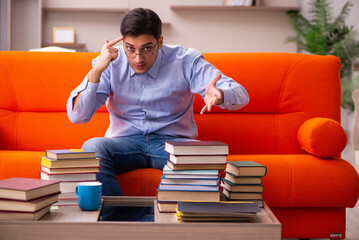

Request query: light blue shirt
[{"left": 67, "top": 44, "right": 249, "bottom": 139}]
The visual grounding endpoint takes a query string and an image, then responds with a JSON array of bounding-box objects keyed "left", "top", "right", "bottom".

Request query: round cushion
[{"left": 297, "top": 117, "right": 347, "bottom": 158}]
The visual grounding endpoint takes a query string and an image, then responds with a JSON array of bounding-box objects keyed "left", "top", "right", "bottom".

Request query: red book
[{"left": 0, "top": 178, "right": 60, "bottom": 201}]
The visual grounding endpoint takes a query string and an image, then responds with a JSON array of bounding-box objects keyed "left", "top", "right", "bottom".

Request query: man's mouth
[{"left": 135, "top": 64, "right": 145, "bottom": 69}]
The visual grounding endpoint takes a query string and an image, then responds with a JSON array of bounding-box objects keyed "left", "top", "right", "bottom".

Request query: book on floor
[
  {"left": 0, "top": 193, "right": 59, "bottom": 212},
  {"left": 46, "top": 149, "right": 96, "bottom": 160},
  {"left": 167, "top": 161, "right": 225, "bottom": 171},
  {"left": 165, "top": 141, "right": 229, "bottom": 155},
  {"left": 220, "top": 180, "right": 263, "bottom": 193},
  {"left": 0, "top": 205, "right": 52, "bottom": 221},
  {"left": 225, "top": 161, "right": 267, "bottom": 177},
  {"left": 0, "top": 178, "right": 60, "bottom": 201},
  {"left": 41, "top": 157, "right": 100, "bottom": 168}
]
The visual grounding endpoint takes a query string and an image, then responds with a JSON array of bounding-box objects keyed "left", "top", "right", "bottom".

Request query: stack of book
[
  {"left": 0, "top": 178, "right": 60, "bottom": 220},
  {"left": 157, "top": 141, "right": 228, "bottom": 213},
  {"left": 175, "top": 201, "right": 260, "bottom": 222},
  {"left": 40, "top": 149, "right": 100, "bottom": 206},
  {"left": 221, "top": 161, "right": 267, "bottom": 207}
]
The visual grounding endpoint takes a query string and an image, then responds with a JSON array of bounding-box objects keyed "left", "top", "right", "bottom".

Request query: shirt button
[
  {"left": 143, "top": 119, "right": 147, "bottom": 122},
  {"left": 141, "top": 84, "right": 146, "bottom": 88},
  {"left": 142, "top": 105, "right": 146, "bottom": 109},
  {"left": 226, "top": 102, "right": 230, "bottom": 106}
]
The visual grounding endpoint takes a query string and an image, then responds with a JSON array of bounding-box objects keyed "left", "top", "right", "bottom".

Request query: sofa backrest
[{"left": 0, "top": 51, "right": 341, "bottom": 154}]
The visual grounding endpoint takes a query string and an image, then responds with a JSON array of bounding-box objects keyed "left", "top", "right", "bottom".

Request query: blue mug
[{"left": 75, "top": 182, "right": 102, "bottom": 211}]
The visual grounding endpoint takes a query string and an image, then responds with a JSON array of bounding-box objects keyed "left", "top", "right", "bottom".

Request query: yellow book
[{"left": 40, "top": 157, "right": 100, "bottom": 169}]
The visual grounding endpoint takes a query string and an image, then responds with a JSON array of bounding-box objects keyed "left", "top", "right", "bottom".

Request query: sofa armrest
[{"left": 297, "top": 117, "right": 347, "bottom": 158}]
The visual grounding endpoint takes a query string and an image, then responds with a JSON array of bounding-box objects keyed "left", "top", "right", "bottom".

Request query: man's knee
[{"left": 82, "top": 137, "right": 112, "bottom": 154}]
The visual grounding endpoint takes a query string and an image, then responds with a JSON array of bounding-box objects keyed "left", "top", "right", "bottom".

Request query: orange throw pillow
[{"left": 297, "top": 118, "right": 347, "bottom": 158}]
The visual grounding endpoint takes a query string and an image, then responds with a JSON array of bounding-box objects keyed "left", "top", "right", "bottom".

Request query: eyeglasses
[{"left": 124, "top": 43, "right": 158, "bottom": 58}]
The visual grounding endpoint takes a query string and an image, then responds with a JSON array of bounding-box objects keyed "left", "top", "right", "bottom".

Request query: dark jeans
[{"left": 82, "top": 134, "right": 192, "bottom": 220}]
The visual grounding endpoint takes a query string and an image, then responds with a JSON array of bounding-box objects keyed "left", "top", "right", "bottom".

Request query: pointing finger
[
  {"left": 200, "top": 105, "right": 207, "bottom": 115},
  {"left": 209, "top": 73, "right": 221, "bottom": 85},
  {"left": 108, "top": 36, "right": 123, "bottom": 47}
]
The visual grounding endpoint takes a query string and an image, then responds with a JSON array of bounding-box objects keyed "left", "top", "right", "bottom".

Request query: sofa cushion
[
  {"left": 297, "top": 118, "right": 347, "bottom": 158},
  {"left": 0, "top": 150, "right": 43, "bottom": 179},
  {"left": 227, "top": 155, "right": 359, "bottom": 208}
]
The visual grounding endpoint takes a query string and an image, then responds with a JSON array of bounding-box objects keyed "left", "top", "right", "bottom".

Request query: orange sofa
[{"left": 0, "top": 51, "right": 358, "bottom": 239}]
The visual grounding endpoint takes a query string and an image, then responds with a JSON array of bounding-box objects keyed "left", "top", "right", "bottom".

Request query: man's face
[{"left": 123, "top": 34, "right": 163, "bottom": 75}]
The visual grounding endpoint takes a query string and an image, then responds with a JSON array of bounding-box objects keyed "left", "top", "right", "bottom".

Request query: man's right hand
[{"left": 89, "top": 37, "right": 123, "bottom": 83}]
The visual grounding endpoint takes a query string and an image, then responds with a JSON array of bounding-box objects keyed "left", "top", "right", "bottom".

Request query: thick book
[
  {"left": 60, "top": 181, "right": 96, "bottom": 193},
  {"left": 0, "top": 193, "right": 59, "bottom": 212},
  {"left": 41, "top": 157, "right": 100, "bottom": 168},
  {"left": 163, "top": 165, "right": 219, "bottom": 175},
  {"left": 177, "top": 201, "right": 260, "bottom": 216},
  {"left": 165, "top": 141, "right": 229, "bottom": 155},
  {"left": 222, "top": 188, "right": 262, "bottom": 200},
  {"left": 46, "top": 149, "right": 96, "bottom": 160},
  {"left": 41, "top": 166, "right": 100, "bottom": 174},
  {"left": 167, "top": 161, "right": 225, "bottom": 171},
  {"left": 54, "top": 192, "right": 77, "bottom": 206},
  {"left": 224, "top": 172, "right": 262, "bottom": 185},
  {"left": 225, "top": 161, "right": 267, "bottom": 177},
  {"left": 176, "top": 201, "right": 259, "bottom": 222},
  {"left": 156, "top": 200, "right": 178, "bottom": 213},
  {"left": 220, "top": 179, "right": 263, "bottom": 193},
  {"left": 169, "top": 154, "right": 227, "bottom": 164},
  {"left": 40, "top": 172, "right": 97, "bottom": 181},
  {"left": 157, "top": 184, "right": 220, "bottom": 202},
  {"left": 160, "top": 176, "right": 220, "bottom": 186},
  {"left": 0, "top": 178, "right": 60, "bottom": 201},
  {"left": 0, "top": 205, "right": 51, "bottom": 221}
]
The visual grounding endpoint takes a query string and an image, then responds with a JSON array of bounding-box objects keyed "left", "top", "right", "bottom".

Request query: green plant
[{"left": 286, "top": 0, "right": 359, "bottom": 112}]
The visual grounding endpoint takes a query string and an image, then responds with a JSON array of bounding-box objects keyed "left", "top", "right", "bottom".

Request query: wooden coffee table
[{"left": 0, "top": 196, "right": 281, "bottom": 240}]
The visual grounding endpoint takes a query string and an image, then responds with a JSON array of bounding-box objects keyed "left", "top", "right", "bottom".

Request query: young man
[{"left": 67, "top": 8, "right": 249, "bottom": 220}]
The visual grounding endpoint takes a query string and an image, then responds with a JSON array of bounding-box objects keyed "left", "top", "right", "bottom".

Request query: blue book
[
  {"left": 158, "top": 184, "right": 220, "bottom": 192},
  {"left": 46, "top": 149, "right": 96, "bottom": 160},
  {"left": 163, "top": 165, "right": 218, "bottom": 175},
  {"left": 160, "top": 176, "right": 220, "bottom": 186}
]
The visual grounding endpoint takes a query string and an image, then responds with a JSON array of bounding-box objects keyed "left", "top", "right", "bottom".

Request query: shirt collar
[{"left": 129, "top": 49, "right": 162, "bottom": 80}]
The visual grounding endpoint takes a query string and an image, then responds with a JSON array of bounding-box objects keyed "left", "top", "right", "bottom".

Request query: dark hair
[{"left": 120, "top": 8, "right": 162, "bottom": 40}]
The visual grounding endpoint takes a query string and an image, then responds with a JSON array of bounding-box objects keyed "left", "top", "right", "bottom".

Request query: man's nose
[{"left": 135, "top": 54, "right": 144, "bottom": 62}]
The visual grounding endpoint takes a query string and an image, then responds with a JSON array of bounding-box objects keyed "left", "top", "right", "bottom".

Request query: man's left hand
[{"left": 200, "top": 73, "right": 224, "bottom": 114}]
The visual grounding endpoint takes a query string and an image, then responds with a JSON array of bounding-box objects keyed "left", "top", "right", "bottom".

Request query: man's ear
[{"left": 158, "top": 36, "right": 164, "bottom": 49}]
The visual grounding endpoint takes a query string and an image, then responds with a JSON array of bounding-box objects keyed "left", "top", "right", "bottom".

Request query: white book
[
  {"left": 169, "top": 154, "right": 226, "bottom": 164},
  {"left": 41, "top": 172, "right": 97, "bottom": 181},
  {"left": 160, "top": 176, "right": 220, "bottom": 186}
]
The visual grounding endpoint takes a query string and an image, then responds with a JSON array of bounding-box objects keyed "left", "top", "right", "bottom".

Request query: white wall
[{"left": 6, "top": 0, "right": 359, "bottom": 53}]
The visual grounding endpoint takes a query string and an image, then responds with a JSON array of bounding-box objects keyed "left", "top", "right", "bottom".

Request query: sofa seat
[{"left": 227, "top": 155, "right": 358, "bottom": 208}]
